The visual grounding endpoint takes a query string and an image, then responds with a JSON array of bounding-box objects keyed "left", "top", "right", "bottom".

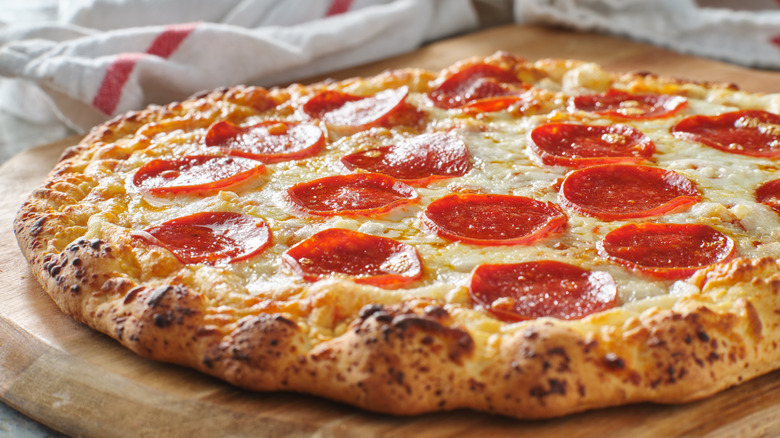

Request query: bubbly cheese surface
[{"left": 91, "top": 63, "right": 780, "bottom": 331}]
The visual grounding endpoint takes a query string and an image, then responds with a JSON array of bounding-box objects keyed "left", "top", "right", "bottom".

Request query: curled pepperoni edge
[
  {"left": 528, "top": 123, "right": 656, "bottom": 168},
  {"left": 429, "top": 63, "right": 524, "bottom": 110},
  {"left": 558, "top": 164, "right": 701, "bottom": 221},
  {"left": 132, "top": 155, "right": 266, "bottom": 197},
  {"left": 469, "top": 261, "right": 619, "bottom": 322},
  {"left": 671, "top": 110, "right": 780, "bottom": 158},
  {"left": 282, "top": 228, "right": 423, "bottom": 289},
  {"left": 286, "top": 173, "right": 420, "bottom": 216},
  {"left": 422, "top": 194, "right": 568, "bottom": 246},
  {"left": 597, "top": 223, "right": 735, "bottom": 280},
  {"left": 204, "top": 120, "right": 325, "bottom": 163},
  {"left": 301, "top": 86, "right": 410, "bottom": 130},
  {"left": 133, "top": 212, "right": 272, "bottom": 265},
  {"left": 569, "top": 89, "right": 688, "bottom": 120},
  {"left": 339, "top": 132, "right": 471, "bottom": 186}
]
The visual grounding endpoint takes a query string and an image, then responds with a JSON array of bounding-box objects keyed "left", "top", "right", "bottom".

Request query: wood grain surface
[{"left": 4, "top": 24, "right": 780, "bottom": 437}]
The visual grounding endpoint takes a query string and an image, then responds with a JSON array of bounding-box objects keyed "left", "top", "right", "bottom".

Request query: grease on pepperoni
[
  {"left": 559, "top": 164, "right": 700, "bottom": 220},
  {"left": 282, "top": 228, "right": 423, "bottom": 288},
  {"left": 570, "top": 89, "right": 687, "bottom": 119},
  {"left": 136, "top": 212, "right": 271, "bottom": 265},
  {"left": 340, "top": 132, "right": 470, "bottom": 185},
  {"left": 598, "top": 223, "right": 735, "bottom": 279},
  {"left": 302, "top": 86, "right": 412, "bottom": 131},
  {"left": 205, "top": 120, "right": 324, "bottom": 163},
  {"left": 133, "top": 155, "right": 266, "bottom": 196},
  {"left": 469, "top": 261, "right": 618, "bottom": 321},
  {"left": 286, "top": 173, "right": 419, "bottom": 216},
  {"left": 429, "top": 64, "right": 524, "bottom": 110},
  {"left": 671, "top": 110, "right": 780, "bottom": 158},
  {"left": 422, "top": 194, "right": 567, "bottom": 245},
  {"left": 756, "top": 178, "right": 780, "bottom": 213},
  {"left": 529, "top": 123, "right": 655, "bottom": 167}
]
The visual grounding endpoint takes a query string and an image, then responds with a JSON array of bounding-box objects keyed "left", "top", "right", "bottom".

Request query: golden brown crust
[{"left": 14, "top": 51, "right": 780, "bottom": 419}]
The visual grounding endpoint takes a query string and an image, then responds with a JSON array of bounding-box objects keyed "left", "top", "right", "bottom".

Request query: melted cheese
[{"left": 94, "top": 66, "right": 780, "bottom": 329}]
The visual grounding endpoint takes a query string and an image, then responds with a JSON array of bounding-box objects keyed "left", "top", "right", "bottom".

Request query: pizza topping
[
  {"left": 136, "top": 212, "right": 271, "bottom": 265},
  {"left": 132, "top": 155, "right": 266, "bottom": 196},
  {"left": 340, "top": 132, "right": 470, "bottom": 185},
  {"left": 286, "top": 173, "right": 419, "bottom": 216},
  {"left": 671, "top": 110, "right": 780, "bottom": 158},
  {"left": 204, "top": 120, "right": 325, "bottom": 163},
  {"left": 282, "top": 228, "right": 423, "bottom": 288},
  {"left": 302, "top": 86, "right": 410, "bottom": 130},
  {"left": 422, "top": 194, "right": 567, "bottom": 245},
  {"left": 599, "top": 223, "right": 735, "bottom": 279},
  {"left": 429, "top": 64, "right": 524, "bottom": 110},
  {"left": 559, "top": 164, "right": 700, "bottom": 220},
  {"left": 570, "top": 89, "right": 687, "bottom": 119},
  {"left": 529, "top": 123, "right": 655, "bottom": 167},
  {"left": 469, "top": 261, "right": 618, "bottom": 321},
  {"left": 756, "top": 178, "right": 780, "bottom": 213}
]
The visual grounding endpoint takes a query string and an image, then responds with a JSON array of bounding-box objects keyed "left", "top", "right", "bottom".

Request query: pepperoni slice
[
  {"left": 132, "top": 155, "right": 266, "bottom": 196},
  {"left": 429, "top": 64, "right": 524, "bottom": 110},
  {"left": 282, "top": 228, "right": 423, "bottom": 288},
  {"left": 422, "top": 194, "right": 567, "bottom": 246},
  {"left": 204, "top": 120, "right": 324, "bottom": 163},
  {"left": 136, "top": 212, "right": 271, "bottom": 265},
  {"left": 529, "top": 123, "right": 655, "bottom": 167},
  {"left": 302, "top": 86, "right": 409, "bottom": 131},
  {"left": 469, "top": 261, "right": 618, "bottom": 322},
  {"left": 286, "top": 173, "right": 419, "bottom": 216},
  {"left": 559, "top": 164, "right": 700, "bottom": 221},
  {"left": 598, "top": 223, "right": 735, "bottom": 279},
  {"left": 569, "top": 89, "right": 687, "bottom": 119},
  {"left": 671, "top": 110, "right": 780, "bottom": 158},
  {"left": 340, "top": 132, "right": 470, "bottom": 185},
  {"left": 756, "top": 178, "right": 780, "bottom": 213}
]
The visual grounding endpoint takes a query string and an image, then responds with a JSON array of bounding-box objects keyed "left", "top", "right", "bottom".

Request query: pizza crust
[{"left": 14, "top": 52, "right": 780, "bottom": 419}]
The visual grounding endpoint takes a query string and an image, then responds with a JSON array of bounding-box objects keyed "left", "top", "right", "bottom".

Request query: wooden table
[{"left": 3, "top": 24, "right": 780, "bottom": 437}]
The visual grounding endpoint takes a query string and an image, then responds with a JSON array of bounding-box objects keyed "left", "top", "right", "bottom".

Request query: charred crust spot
[
  {"left": 523, "top": 328, "right": 539, "bottom": 339},
  {"left": 228, "top": 314, "right": 300, "bottom": 365},
  {"left": 147, "top": 285, "right": 174, "bottom": 307},
  {"left": 70, "top": 285, "right": 81, "bottom": 294},
  {"left": 153, "top": 312, "right": 173, "bottom": 328},
  {"left": 124, "top": 286, "right": 145, "bottom": 305},
  {"left": 530, "top": 379, "right": 567, "bottom": 399},
  {"left": 604, "top": 353, "right": 625, "bottom": 370},
  {"left": 30, "top": 217, "right": 46, "bottom": 236},
  {"left": 272, "top": 314, "right": 297, "bottom": 327},
  {"left": 707, "top": 352, "right": 721, "bottom": 363},
  {"left": 357, "top": 305, "right": 475, "bottom": 365},
  {"left": 697, "top": 330, "right": 710, "bottom": 342},
  {"left": 89, "top": 239, "right": 102, "bottom": 250},
  {"left": 358, "top": 304, "right": 385, "bottom": 319},
  {"left": 423, "top": 305, "right": 449, "bottom": 319}
]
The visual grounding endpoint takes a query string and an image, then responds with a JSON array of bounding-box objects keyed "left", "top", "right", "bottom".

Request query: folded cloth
[
  {"left": 515, "top": 0, "right": 780, "bottom": 70},
  {"left": 0, "top": 0, "right": 478, "bottom": 132}
]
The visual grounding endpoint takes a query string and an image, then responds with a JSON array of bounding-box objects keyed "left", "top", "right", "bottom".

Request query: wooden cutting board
[{"left": 4, "top": 24, "right": 780, "bottom": 437}]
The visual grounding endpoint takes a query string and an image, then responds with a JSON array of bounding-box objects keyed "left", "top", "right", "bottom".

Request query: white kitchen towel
[
  {"left": 515, "top": 0, "right": 780, "bottom": 70},
  {"left": 0, "top": 0, "right": 478, "bottom": 132}
]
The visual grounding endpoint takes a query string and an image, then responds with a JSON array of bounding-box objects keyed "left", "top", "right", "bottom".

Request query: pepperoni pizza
[{"left": 14, "top": 52, "right": 780, "bottom": 419}]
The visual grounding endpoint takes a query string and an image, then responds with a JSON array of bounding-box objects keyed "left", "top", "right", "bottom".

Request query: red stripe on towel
[
  {"left": 92, "top": 23, "right": 197, "bottom": 115},
  {"left": 326, "top": 0, "right": 354, "bottom": 16}
]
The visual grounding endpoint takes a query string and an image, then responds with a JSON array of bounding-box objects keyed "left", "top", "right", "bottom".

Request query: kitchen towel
[
  {"left": 515, "top": 0, "right": 780, "bottom": 70},
  {"left": 0, "top": 0, "right": 478, "bottom": 132}
]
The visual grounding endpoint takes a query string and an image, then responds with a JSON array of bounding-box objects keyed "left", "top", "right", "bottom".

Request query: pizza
[{"left": 14, "top": 51, "right": 780, "bottom": 419}]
